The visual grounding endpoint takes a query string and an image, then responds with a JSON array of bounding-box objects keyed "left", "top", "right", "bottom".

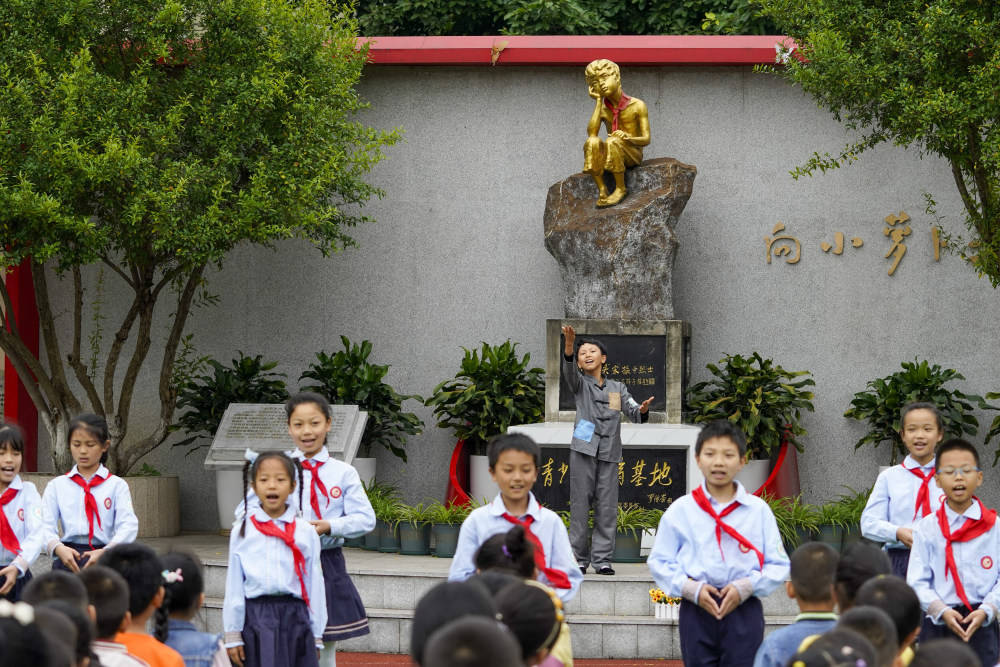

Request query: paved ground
[{"left": 337, "top": 655, "right": 681, "bottom": 666}]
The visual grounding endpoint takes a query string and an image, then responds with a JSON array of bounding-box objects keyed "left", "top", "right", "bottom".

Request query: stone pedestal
[{"left": 543, "top": 158, "right": 697, "bottom": 320}]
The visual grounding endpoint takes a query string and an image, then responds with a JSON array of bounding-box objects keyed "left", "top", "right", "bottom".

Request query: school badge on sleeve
[
  {"left": 16, "top": 509, "right": 24, "bottom": 521},
  {"left": 104, "top": 497, "right": 112, "bottom": 509},
  {"left": 982, "top": 556, "right": 994, "bottom": 570},
  {"left": 330, "top": 486, "right": 342, "bottom": 499}
]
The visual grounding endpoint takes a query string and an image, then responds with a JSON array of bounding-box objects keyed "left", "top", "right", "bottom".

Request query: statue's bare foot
[{"left": 597, "top": 188, "right": 626, "bottom": 208}]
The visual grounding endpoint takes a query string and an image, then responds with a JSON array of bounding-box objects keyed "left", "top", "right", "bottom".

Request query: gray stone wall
[{"left": 39, "top": 65, "right": 1000, "bottom": 530}]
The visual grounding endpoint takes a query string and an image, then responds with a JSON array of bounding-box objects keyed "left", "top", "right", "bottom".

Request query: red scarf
[
  {"left": 69, "top": 473, "right": 107, "bottom": 548},
  {"left": 300, "top": 459, "right": 329, "bottom": 520},
  {"left": 250, "top": 516, "right": 310, "bottom": 606},
  {"left": 604, "top": 94, "right": 631, "bottom": 133},
  {"left": 691, "top": 486, "right": 765, "bottom": 568},
  {"left": 936, "top": 499, "right": 997, "bottom": 611},
  {"left": 501, "top": 513, "right": 572, "bottom": 589},
  {"left": 0, "top": 487, "right": 22, "bottom": 555},
  {"left": 906, "top": 464, "right": 935, "bottom": 519}
]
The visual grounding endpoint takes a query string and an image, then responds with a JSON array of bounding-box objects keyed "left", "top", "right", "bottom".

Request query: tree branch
[
  {"left": 31, "top": 264, "right": 81, "bottom": 415},
  {"left": 101, "top": 285, "right": 144, "bottom": 418},
  {"left": 99, "top": 254, "right": 135, "bottom": 288},
  {"left": 66, "top": 266, "right": 105, "bottom": 414},
  {"left": 951, "top": 159, "right": 981, "bottom": 226}
]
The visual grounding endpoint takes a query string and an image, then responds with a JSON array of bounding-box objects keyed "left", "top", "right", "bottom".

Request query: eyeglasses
[{"left": 937, "top": 466, "right": 981, "bottom": 477}]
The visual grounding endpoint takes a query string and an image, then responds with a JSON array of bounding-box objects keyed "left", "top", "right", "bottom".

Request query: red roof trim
[{"left": 358, "top": 35, "right": 789, "bottom": 67}]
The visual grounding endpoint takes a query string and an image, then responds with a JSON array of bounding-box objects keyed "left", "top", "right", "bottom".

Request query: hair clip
[
  {"left": 244, "top": 448, "right": 259, "bottom": 463},
  {"left": 162, "top": 568, "right": 184, "bottom": 584},
  {"left": 0, "top": 599, "right": 34, "bottom": 625},
  {"left": 501, "top": 544, "right": 511, "bottom": 559}
]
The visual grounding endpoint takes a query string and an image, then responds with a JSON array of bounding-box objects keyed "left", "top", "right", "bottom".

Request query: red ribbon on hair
[
  {"left": 300, "top": 459, "right": 329, "bottom": 520},
  {"left": 69, "top": 473, "right": 107, "bottom": 548},
  {"left": 501, "top": 513, "right": 572, "bottom": 589},
  {"left": 906, "top": 465, "right": 935, "bottom": 519},
  {"left": 936, "top": 499, "right": 996, "bottom": 611},
  {"left": 604, "top": 94, "right": 631, "bottom": 133},
  {"left": 691, "top": 486, "right": 765, "bottom": 568},
  {"left": 250, "top": 516, "right": 310, "bottom": 606},
  {"left": 0, "top": 488, "right": 22, "bottom": 555}
]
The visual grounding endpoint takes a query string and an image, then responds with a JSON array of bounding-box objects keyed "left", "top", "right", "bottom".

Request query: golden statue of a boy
[{"left": 583, "top": 60, "right": 651, "bottom": 208}]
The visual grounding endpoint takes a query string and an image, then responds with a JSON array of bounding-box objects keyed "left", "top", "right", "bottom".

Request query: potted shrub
[
  {"left": 814, "top": 501, "right": 850, "bottom": 552},
  {"left": 612, "top": 503, "right": 659, "bottom": 563},
  {"left": 427, "top": 500, "right": 473, "bottom": 558},
  {"left": 844, "top": 359, "right": 1000, "bottom": 465},
  {"left": 299, "top": 336, "right": 424, "bottom": 484},
  {"left": 361, "top": 480, "right": 399, "bottom": 551},
  {"left": 397, "top": 502, "right": 435, "bottom": 555},
  {"left": 172, "top": 352, "right": 289, "bottom": 532},
  {"left": 686, "top": 352, "right": 815, "bottom": 493},
  {"left": 836, "top": 486, "right": 872, "bottom": 552},
  {"left": 373, "top": 495, "right": 402, "bottom": 554},
  {"left": 426, "top": 341, "right": 545, "bottom": 500},
  {"left": 762, "top": 493, "right": 818, "bottom": 554}
]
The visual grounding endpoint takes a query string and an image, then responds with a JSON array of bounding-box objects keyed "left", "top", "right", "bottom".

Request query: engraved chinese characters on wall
[
  {"left": 764, "top": 211, "right": 947, "bottom": 276},
  {"left": 531, "top": 447, "right": 687, "bottom": 511}
]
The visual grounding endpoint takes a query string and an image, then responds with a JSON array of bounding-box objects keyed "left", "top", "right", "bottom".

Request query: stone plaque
[
  {"left": 204, "top": 403, "right": 367, "bottom": 469},
  {"left": 558, "top": 334, "right": 665, "bottom": 412},
  {"left": 532, "top": 446, "right": 686, "bottom": 512}
]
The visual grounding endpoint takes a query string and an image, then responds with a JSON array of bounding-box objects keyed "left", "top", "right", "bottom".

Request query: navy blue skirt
[
  {"left": 51, "top": 542, "right": 104, "bottom": 571},
  {"left": 0, "top": 568, "right": 32, "bottom": 602},
  {"left": 243, "top": 595, "right": 319, "bottom": 667},
  {"left": 320, "top": 547, "right": 369, "bottom": 641}
]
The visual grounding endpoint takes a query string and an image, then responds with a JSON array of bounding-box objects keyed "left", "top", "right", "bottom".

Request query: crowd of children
[{"left": 3, "top": 382, "right": 1000, "bottom": 666}]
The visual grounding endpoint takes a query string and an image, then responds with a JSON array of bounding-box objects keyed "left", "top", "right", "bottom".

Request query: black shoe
[
  {"left": 580, "top": 566, "right": 588, "bottom": 575},
  {"left": 595, "top": 566, "right": 616, "bottom": 575}
]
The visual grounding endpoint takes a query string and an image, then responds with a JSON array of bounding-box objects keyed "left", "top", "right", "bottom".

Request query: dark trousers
[
  {"left": 679, "top": 595, "right": 764, "bottom": 667},
  {"left": 0, "top": 569, "right": 32, "bottom": 602},
  {"left": 51, "top": 542, "right": 103, "bottom": 572},
  {"left": 919, "top": 605, "right": 999, "bottom": 667},
  {"left": 887, "top": 548, "right": 910, "bottom": 579}
]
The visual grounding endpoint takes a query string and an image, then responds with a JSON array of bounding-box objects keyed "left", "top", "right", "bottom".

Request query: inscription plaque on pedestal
[{"left": 204, "top": 403, "right": 368, "bottom": 469}]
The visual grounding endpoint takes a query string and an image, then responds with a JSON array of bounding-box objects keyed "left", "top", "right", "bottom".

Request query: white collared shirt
[
  {"left": 861, "top": 455, "right": 943, "bottom": 548},
  {"left": 0, "top": 476, "right": 44, "bottom": 573},
  {"left": 289, "top": 449, "right": 375, "bottom": 549},
  {"left": 40, "top": 464, "right": 138, "bottom": 553},
  {"left": 908, "top": 499, "right": 1000, "bottom": 623},
  {"left": 447, "top": 493, "right": 583, "bottom": 602},
  {"left": 223, "top": 504, "right": 327, "bottom": 647},
  {"left": 648, "top": 481, "right": 790, "bottom": 602}
]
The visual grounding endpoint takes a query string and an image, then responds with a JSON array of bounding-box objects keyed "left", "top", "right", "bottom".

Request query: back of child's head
[
  {"left": 469, "top": 570, "right": 522, "bottom": 597},
  {"left": 486, "top": 433, "right": 540, "bottom": 469},
  {"left": 474, "top": 525, "right": 536, "bottom": 579},
  {"left": 422, "top": 615, "right": 522, "bottom": 667},
  {"left": 411, "top": 580, "right": 497, "bottom": 665},
  {"left": 854, "top": 575, "right": 921, "bottom": 649},
  {"left": 788, "top": 628, "right": 877, "bottom": 667},
  {"left": 285, "top": 391, "right": 332, "bottom": 420},
  {"left": 79, "top": 565, "right": 130, "bottom": 640},
  {"left": 694, "top": 419, "right": 747, "bottom": 457},
  {"left": 790, "top": 542, "right": 839, "bottom": 603},
  {"left": 22, "top": 570, "right": 89, "bottom": 610},
  {"left": 161, "top": 550, "right": 205, "bottom": 617},
  {"left": 836, "top": 606, "right": 898, "bottom": 667},
  {"left": 101, "top": 542, "right": 170, "bottom": 641},
  {"left": 935, "top": 438, "right": 980, "bottom": 468},
  {"left": 900, "top": 401, "right": 943, "bottom": 430},
  {"left": 0, "top": 422, "right": 25, "bottom": 454},
  {"left": 0, "top": 604, "right": 68, "bottom": 667},
  {"left": 909, "top": 638, "right": 980, "bottom": 667},
  {"left": 495, "top": 580, "right": 563, "bottom": 664},
  {"left": 30, "top": 604, "right": 77, "bottom": 667},
  {"left": 835, "top": 543, "right": 891, "bottom": 611},
  {"left": 37, "top": 599, "right": 94, "bottom": 667},
  {"left": 239, "top": 450, "right": 303, "bottom": 537}
]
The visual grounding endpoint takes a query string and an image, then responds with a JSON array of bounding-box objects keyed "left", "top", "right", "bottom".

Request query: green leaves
[
  {"left": 299, "top": 336, "right": 424, "bottom": 462},
  {"left": 686, "top": 352, "right": 815, "bottom": 459},
  {"left": 844, "top": 359, "right": 1000, "bottom": 465},
  {"left": 425, "top": 340, "right": 545, "bottom": 456}
]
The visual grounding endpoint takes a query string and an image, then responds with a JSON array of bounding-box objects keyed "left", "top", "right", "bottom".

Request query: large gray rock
[{"left": 543, "top": 158, "right": 697, "bottom": 320}]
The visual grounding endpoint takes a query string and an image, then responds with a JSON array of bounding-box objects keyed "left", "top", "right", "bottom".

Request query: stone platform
[{"left": 119, "top": 533, "right": 798, "bottom": 660}]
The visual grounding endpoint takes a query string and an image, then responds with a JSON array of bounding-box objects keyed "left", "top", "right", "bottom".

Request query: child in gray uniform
[{"left": 561, "top": 325, "right": 652, "bottom": 575}]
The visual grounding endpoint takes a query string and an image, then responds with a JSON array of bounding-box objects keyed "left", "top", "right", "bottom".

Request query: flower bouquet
[{"left": 649, "top": 588, "right": 681, "bottom": 621}]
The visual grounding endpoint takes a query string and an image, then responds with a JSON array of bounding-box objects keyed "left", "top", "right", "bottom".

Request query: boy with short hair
[
  {"left": 907, "top": 438, "right": 1000, "bottom": 666},
  {"left": 861, "top": 402, "right": 945, "bottom": 578},
  {"left": 854, "top": 575, "right": 923, "bottom": 664},
  {"left": 422, "top": 616, "right": 523, "bottom": 667},
  {"left": 448, "top": 433, "right": 583, "bottom": 601},
  {"left": 561, "top": 324, "right": 652, "bottom": 575},
  {"left": 80, "top": 565, "right": 149, "bottom": 667},
  {"left": 648, "top": 420, "right": 790, "bottom": 666},
  {"left": 752, "top": 542, "right": 839, "bottom": 667},
  {"left": 837, "top": 606, "right": 899, "bottom": 667}
]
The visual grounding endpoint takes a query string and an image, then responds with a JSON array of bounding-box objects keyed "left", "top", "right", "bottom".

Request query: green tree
[
  {"left": 0, "top": 0, "right": 398, "bottom": 473},
  {"left": 755, "top": 0, "right": 1000, "bottom": 285}
]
